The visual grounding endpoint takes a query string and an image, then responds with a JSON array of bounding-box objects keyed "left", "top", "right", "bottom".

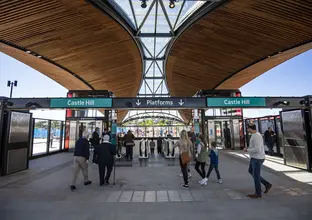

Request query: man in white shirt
[{"left": 244, "top": 124, "right": 272, "bottom": 198}]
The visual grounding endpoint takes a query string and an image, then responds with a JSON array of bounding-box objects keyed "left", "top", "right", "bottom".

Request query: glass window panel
[
  {"left": 155, "top": 38, "right": 171, "bottom": 56},
  {"left": 141, "top": 2, "right": 156, "bottom": 33},
  {"left": 145, "top": 60, "right": 153, "bottom": 75},
  {"left": 156, "top": 3, "right": 171, "bottom": 33},
  {"left": 162, "top": 83, "right": 168, "bottom": 94},
  {"left": 162, "top": 0, "right": 184, "bottom": 27},
  {"left": 154, "top": 80, "right": 163, "bottom": 93},
  {"left": 145, "top": 79, "right": 154, "bottom": 94},
  {"left": 131, "top": 0, "right": 151, "bottom": 27},
  {"left": 175, "top": 1, "right": 206, "bottom": 29},
  {"left": 139, "top": 81, "right": 146, "bottom": 94},
  {"left": 141, "top": 38, "right": 155, "bottom": 57},
  {"left": 50, "top": 120, "right": 62, "bottom": 152},
  {"left": 33, "top": 119, "right": 48, "bottom": 156},
  {"left": 145, "top": 62, "right": 155, "bottom": 77},
  {"left": 110, "top": 0, "right": 136, "bottom": 27}
]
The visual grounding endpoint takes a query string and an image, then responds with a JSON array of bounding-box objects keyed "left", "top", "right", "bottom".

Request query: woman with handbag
[{"left": 174, "top": 130, "right": 192, "bottom": 189}]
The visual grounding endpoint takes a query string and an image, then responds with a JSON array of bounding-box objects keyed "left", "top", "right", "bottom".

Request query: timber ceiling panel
[
  {"left": 0, "top": 0, "right": 142, "bottom": 98},
  {"left": 167, "top": 0, "right": 312, "bottom": 121}
]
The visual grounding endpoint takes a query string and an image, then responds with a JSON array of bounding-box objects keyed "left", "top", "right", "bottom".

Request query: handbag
[{"left": 181, "top": 151, "right": 191, "bottom": 165}]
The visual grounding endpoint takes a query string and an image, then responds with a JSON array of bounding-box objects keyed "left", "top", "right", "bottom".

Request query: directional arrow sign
[
  {"left": 136, "top": 99, "right": 141, "bottom": 106},
  {"left": 113, "top": 97, "right": 206, "bottom": 109}
]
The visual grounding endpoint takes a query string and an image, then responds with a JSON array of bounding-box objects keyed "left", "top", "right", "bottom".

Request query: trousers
[
  {"left": 72, "top": 156, "right": 88, "bottom": 185},
  {"left": 98, "top": 164, "right": 113, "bottom": 185},
  {"left": 248, "top": 158, "right": 271, "bottom": 196}
]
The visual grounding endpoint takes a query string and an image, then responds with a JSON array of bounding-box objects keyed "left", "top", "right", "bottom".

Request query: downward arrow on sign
[
  {"left": 136, "top": 99, "right": 141, "bottom": 106},
  {"left": 178, "top": 99, "right": 184, "bottom": 105}
]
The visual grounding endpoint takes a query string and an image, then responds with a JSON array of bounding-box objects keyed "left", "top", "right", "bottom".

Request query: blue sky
[{"left": 0, "top": 49, "right": 311, "bottom": 120}]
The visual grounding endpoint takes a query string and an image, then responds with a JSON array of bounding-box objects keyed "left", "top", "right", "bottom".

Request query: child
[{"left": 201, "top": 141, "right": 222, "bottom": 185}]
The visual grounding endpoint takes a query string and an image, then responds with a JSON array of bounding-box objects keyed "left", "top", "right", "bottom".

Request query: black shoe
[
  {"left": 70, "top": 185, "right": 76, "bottom": 191},
  {"left": 84, "top": 181, "right": 92, "bottom": 186},
  {"left": 247, "top": 194, "right": 262, "bottom": 198},
  {"left": 264, "top": 184, "right": 272, "bottom": 194},
  {"left": 104, "top": 181, "right": 110, "bottom": 185},
  {"left": 180, "top": 184, "right": 189, "bottom": 189}
]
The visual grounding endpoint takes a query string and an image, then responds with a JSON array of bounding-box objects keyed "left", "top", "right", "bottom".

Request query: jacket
[
  {"left": 74, "top": 138, "right": 90, "bottom": 160},
  {"left": 209, "top": 149, "right": 219, "bottom": 165},
  {"left": 91, "top": 131, "right": 100, "bottom": 146},
  {"left": 94, "top": 142, "right": 116, "bottom": 165},
  {"left": 197, "top": 142, "right": 209, "bottom": 163},
  {"left": 264, "top": 130, "right": 274, "bottom": 145},
  {"left": 124, "top": 133, "right": 135, "bottom": 145}
]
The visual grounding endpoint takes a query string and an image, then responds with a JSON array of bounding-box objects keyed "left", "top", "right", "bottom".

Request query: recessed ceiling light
[{"left": 26, "top": 51, "right": 31, "bottom": 53}]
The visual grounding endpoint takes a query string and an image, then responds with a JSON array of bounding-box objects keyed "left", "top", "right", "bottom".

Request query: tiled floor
[{"left": 1, "top": 151, "right": 312, "bottom": 220}]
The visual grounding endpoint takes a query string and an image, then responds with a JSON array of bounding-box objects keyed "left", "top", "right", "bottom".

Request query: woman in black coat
[{"left": 94, "top": 135, "right": 116, "bottom": 186}]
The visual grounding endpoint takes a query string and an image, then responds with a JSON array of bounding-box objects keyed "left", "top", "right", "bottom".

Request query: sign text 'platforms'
[
  {"left": 50, "top": 98, "right": 112, "bottom": 108},
  {"left": 207, "top": 97, "right": 266, "bottom": 107},
  {"left": 113, "top": 97, "right": 206, "bottom": 109}
]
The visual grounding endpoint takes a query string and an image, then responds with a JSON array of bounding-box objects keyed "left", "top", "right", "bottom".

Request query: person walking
[
  {"left": 174, "top": 130, "right": 192, "bottom": 189},
  {"left": 91, "top": 127, "right": 100, "bottom": 163},
  {"left": 201, "top": 141, "right": 222, "bottom": 185},
  {"left": 124, "top": 130, "right": 135, "bottom": 161},
  {"left": 150, "top": 138, "right": 156, "bottom": 155},
  {"left": 70, "top": 131, "right": 92, "bottom": 191},
  {"left": 244, "top": 124, "right": 272, "bottom": 198},
  {"left": 157, "top": 136, "right": 162, "bottom": 154},
  {"left": 264, "top": 127, "right": 275, "bottom": 155},
  {"left": 94, "top": 135, "right": 116, "bottom": 186},
  {"left": 195, "top": 134, "right": 209, "bottom": 184}
]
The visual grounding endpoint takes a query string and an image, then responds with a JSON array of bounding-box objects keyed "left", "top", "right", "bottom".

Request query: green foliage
[{"left": 35, "top": 120, "right": 48, "bottom": 129}]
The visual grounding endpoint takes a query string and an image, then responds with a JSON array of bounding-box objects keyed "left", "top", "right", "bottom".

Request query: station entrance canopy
[{"left": 1, "top": 96, "right": 311, "bottom": 110}]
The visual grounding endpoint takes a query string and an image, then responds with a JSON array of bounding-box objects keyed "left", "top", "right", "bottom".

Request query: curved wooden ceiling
[
  {"left": 167, "top": 0, "right": 312, "bottom": 95},
  {"left": 167, "top": 0, "right": 312, "bottom": 121},
  {"left": 0, "top": 0, "right": 142, "bottom": 97}
]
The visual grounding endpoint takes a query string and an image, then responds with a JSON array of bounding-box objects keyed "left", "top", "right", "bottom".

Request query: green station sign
[
  {"left": 207, "top": 97, "right": 266, "bottom": 107},
  {"left": 50, "top": 98, "right": 112, "bottom": 108}
]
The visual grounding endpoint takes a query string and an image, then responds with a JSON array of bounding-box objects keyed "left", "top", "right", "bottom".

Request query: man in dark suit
[{"left": 94, "top": 135, "right": 116, "bottom": 186}]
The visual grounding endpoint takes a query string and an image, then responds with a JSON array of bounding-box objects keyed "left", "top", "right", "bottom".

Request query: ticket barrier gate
[
  {"left": 164, "top": 138, "right": 175, "bottom": 159},
  {"left": 139, "top": 139, "right": 149, "bottom": 159}
]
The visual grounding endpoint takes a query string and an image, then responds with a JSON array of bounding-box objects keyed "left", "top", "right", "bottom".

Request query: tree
[{"left": 35, "top": 120, "right": 48, "bottom": 129}]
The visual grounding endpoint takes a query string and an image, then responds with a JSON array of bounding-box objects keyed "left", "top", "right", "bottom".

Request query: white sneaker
[
  {"left": 188, "top": 173, "right": 192, "bottom": 178},
  {"left": 217, "top": 179, "right": 223, "bottom": 184},
  {"left": 198, "top": 178, "right": 205, "bottom": 184},
  {"left": 200, "top": 178, "right": 208, "bottom": 185},
  {"left": 179, "top": 173, "right": 183, "bottom": 177},
  {"left": 202, "top": 181, "right": 207, "bottom": 186}
]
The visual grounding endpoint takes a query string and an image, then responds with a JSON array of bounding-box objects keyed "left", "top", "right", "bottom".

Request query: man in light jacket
[{"left": 244, "top": 124, "right": 272, "bottom": 198}]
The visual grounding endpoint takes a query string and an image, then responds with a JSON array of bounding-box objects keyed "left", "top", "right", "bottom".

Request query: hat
[
  {"left": 82, "top": 131, "right": 89, "bottom": 138},
  {"left": 103, "top": 135, "right": 110, "bottom": 142}
]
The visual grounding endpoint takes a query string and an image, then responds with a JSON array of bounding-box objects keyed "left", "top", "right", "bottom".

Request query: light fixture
[
  {"left": 141, "top": 0, "right": 147, "bottom": 8},
  {"left": 274, "top": 100, "right": 290, "bottom": 106},
  {"left": 26, "top": 50, "right": 31, "bottom": 54},
  {"left": 169, "top": 0, "right": 175, "bottom": 8},
  {"left": 37, "top": 55, "right": 42, "bottom": 58}
]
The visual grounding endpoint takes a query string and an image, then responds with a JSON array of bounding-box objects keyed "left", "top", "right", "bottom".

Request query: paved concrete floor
[{"left": 0, "top": 151, "right": 312, "bottom": 220}]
